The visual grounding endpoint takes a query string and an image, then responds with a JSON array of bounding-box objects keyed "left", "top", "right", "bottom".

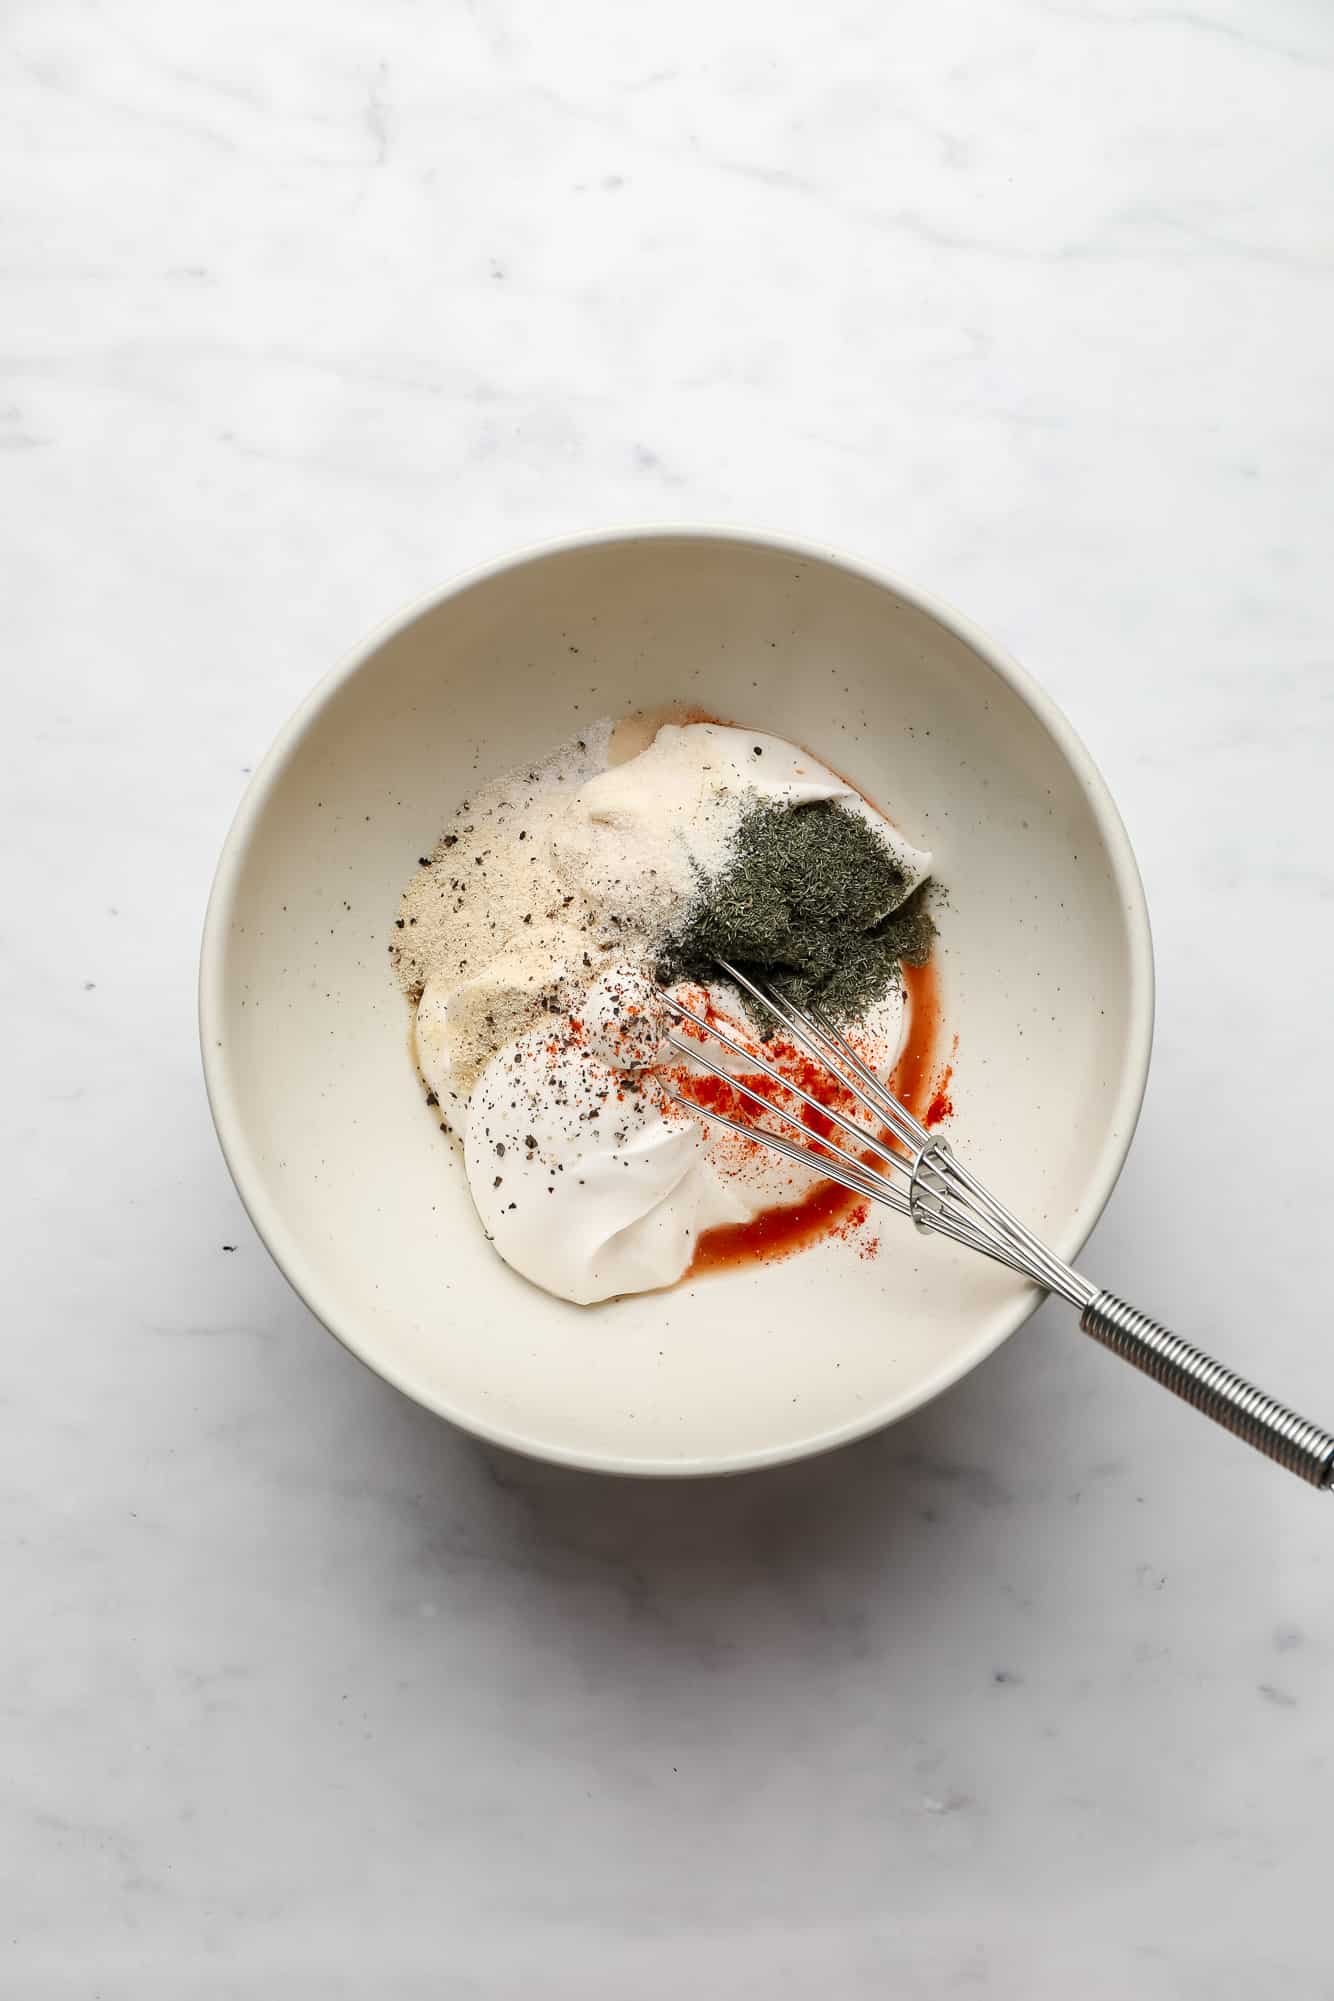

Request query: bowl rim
[{"left": 200, "top": 525, "right": 1155, "bottom": 1477}]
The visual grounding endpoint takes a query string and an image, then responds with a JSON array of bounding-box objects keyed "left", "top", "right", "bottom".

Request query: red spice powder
[
  {"left": 925, "top": 1066, "right": 954, "bottom": 1129},
  {"left": 685, "top": 955, "right": 944, "bottom": 1276}
]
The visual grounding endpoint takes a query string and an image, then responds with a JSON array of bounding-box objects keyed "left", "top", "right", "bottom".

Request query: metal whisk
[{"left": 662, "top": 959, "right": 1334, "bottom": 1489}]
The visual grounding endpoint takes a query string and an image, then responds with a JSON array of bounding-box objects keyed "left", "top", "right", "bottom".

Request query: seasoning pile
[
  {"left": 658, "top": 797, "right": 934, "bottom": 1026},
  {"left": 394, "top": 721, "right": 937, "bottom": 1303}
]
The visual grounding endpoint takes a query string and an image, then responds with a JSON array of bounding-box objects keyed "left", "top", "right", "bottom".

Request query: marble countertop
[{"left": 7, "top": 3, "right": 1334, "bottom": 1993}]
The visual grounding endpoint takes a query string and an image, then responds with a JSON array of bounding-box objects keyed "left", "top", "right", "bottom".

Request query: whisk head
[{"left": 659, "top": 959, "right": 1093, "bottom": 1309}]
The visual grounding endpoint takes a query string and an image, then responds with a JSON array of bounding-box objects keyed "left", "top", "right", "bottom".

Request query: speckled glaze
[{"left": 200, "top": 530, "right": 1153, "bottom": 1473}]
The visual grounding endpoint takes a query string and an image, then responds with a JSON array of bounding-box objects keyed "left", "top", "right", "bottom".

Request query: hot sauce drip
[{"left": 684, "top": 955, "right": 945, "bottom": 1275}]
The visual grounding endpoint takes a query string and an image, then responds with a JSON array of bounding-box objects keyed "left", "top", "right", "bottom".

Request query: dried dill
[{"left": 658, "top": 799, "right": 934, "bottom": 1027}]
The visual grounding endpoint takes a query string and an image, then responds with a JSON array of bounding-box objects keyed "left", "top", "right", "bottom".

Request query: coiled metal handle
[{"left": 1081, "top": 1292, "right": 1334, "bottom": 1488}]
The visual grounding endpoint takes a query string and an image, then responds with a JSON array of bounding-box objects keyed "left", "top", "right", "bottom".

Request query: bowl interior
[{"left": 202, "top": 534, "right": 1151, "bottom": 1472}]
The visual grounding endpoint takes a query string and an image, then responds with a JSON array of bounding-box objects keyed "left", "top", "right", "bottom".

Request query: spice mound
[
  {"left": 394, "top": 720, "right": 938, "bottom": 1304},
  {"left": 659, "top": 797, "right": 934, "bottom": 1025}
]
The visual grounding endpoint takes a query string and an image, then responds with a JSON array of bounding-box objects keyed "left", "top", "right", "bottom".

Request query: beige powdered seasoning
[{"left": 391, "top": 723, "right": 616, "bottom": 1089}]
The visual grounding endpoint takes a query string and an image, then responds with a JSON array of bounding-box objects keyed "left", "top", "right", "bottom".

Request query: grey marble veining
[{"left": 4, "top": 2, "right": 1333, "bottom": 1994}]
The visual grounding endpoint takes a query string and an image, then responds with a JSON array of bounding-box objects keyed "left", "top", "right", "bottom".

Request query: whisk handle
[{"left": 1080, "top": 1292, "right": 1334, "bottom": 1488}]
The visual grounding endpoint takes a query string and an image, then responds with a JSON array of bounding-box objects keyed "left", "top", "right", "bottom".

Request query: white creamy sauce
[{"left": 412, "top": 722, "right": 931, "bottom": 1304}]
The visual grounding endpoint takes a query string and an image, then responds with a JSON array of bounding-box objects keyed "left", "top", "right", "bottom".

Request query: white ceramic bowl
[{"left": 201, "top": 530, "right": 1153, "bottom": 1475}]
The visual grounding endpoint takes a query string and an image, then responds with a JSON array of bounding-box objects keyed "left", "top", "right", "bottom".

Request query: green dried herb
[{"left": 658, "top": 799, "right": 934, "bottom": 1027}]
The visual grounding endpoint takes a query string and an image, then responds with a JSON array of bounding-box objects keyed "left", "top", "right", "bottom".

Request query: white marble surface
[{"left": 6, "top": 2, "right": 1334, "bottom": 1992}]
